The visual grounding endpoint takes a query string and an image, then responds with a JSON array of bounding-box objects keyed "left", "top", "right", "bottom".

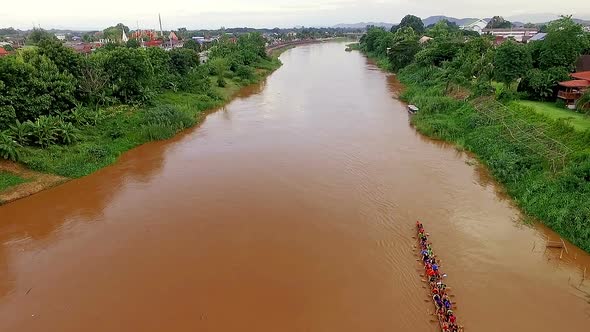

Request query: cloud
[{"left": 2, "top": 0, "right": 590, "bottom": 30}]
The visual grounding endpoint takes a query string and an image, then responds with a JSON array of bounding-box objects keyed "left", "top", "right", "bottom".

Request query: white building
[
  {"left": 460, "top": 19, "right": 489, "bottom": 35},
  {"left": 482, "top": 28, "right": 539, "bottom": 43},
  {"left": 55, "top": 34, "right": 66, "bottom": 41},
  {"left": 584, "top": 26, "right": 590, "bottom": 33}
]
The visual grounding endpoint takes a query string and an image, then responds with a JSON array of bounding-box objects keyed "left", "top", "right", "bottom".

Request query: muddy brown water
[{"left": 1, "top": 42, "right": 589, "bottom": 331}]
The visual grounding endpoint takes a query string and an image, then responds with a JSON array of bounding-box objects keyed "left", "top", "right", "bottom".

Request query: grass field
[
  {"left": 515, "top": 100, "right": 590, "bottom": 131},
  {"left": 0, "top": 172, "right": 28, "bottom": 191}
]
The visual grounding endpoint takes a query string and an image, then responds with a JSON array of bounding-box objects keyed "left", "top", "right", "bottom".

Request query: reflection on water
[{"left": 0, "top": 42, "right": 589, "bottom": 332}]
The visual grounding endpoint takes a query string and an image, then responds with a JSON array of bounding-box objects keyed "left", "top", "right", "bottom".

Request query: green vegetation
[
  {"left": 0, "top": 171, "right": 28, "bottom": 191},
  {"left": 360, "top": 15, "right": 590, "bottom": 252},
  {"left": 0, "top": 32, "right": 280, "bottom": 179},
  {"left": 516, "top": 101, "right": 590, "bottom": 131}
]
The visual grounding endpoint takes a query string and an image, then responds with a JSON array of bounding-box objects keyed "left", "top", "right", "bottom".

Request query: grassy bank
[
  {"left": 17, "top": 59, "right": 280, "bottom": 179},
  {"left": 396, "top": 64, "right": 590, "bottom": 252},
  {"left": 515, "top": 100, "right": 590, "bottom": 132},
  {"left": 0, "top": 171, "right": 28, "bottom": 191}
]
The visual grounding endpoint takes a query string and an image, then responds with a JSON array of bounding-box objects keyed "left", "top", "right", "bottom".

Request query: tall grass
[{"left": 0, "top": 171, "right": 28, "bottom": 191}]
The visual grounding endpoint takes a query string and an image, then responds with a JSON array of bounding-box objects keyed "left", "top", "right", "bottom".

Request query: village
[{"left": 1, "top": 16, "right": 588, "bottom": 108}]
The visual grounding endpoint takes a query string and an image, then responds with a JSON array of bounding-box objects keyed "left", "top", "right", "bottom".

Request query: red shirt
[{"left": 450, "top": 315, "right": 456, "bottom": 323}]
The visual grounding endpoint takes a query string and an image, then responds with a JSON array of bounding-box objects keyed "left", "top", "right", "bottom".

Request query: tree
[
  {"left": 209, "top": 58, "right": 228, "bottom": 87},
  {"left": 145, "top": 47, "right": 173, "bottom": 90},
  {"left": 524, "top": 23, "right": 537, "bottom": 28},
  {"left": 169, "top": 48, "right": 199, "bottom": 75},
  {"left": 183, "top": 39, "right": 201, "bottom": 52},
  {"left": 518, "top": 67, "right": 569, "bottom": 100},
  {"left": 99, "top": 47, "right": 155, "bottom": 103},
  {"left": 538, "top": 16, "right": 589, "bottom": 70},
  {"left": 361, "top": 27, "right": 389, "bottom": 55},
  {"left": 0, "top": 52, "right": 76, "bottom": 121},
  {"left": 126, "top": 39, "right": 140, "bottom": 48},
  {"left": 388, "top": 27, "right": 420, "bottom": 71},
  {"left": 78, "top": 56, "right": 110, "bottom": 108},
  {"left": 392, "top": 15, "right": 425, "bottom": 34},
  {"left": 37, "top": 37, "right": 82, "bottom": 77},
  {"left": 486, "top": 16, "right": 512, "bottom": 29},
  {"left": 493, "top": 40, "right": 532, "bottom": 86},
  {"left": 414, "top": 36, "right": 465, "bottom": 67},
  {"left": 27, "top": 28, "right": 55, "bottom": 44},
  {"left": 3, "top": 44, "right": 14, "bottom": 51},
  {"left": 82, "top": 32, "right": 97, "bottom": 43},
  {"left": 103, "top": 23, "right": 130, "bottom": 42},
  {"left": 426, "top": 20, "right": 459, "bottom": 38}
]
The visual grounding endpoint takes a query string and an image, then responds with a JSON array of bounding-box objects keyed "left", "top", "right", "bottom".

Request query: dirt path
[{"left": 0, "top": 161, "right": 67, "bottom": 205}]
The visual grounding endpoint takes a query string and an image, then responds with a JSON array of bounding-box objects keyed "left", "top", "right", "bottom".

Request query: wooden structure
[{"left": 558, "top": 71, "right": 590, "bottom": 107}]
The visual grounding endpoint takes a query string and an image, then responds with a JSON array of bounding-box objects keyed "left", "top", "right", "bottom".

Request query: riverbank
[
  {"left": 0, "top": 58, "right": 281, "bottom": 205},
  {"left": 359, "top": 48, "right": 590, "bottom": 252}
]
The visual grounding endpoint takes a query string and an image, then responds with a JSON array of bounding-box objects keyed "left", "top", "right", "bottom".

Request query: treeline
[
  {"left": 360, "top": 16, "right": 590, "bottom": 251},
  {"left": 0, "top": 33, "right": 275, "bottom": 166},
  {"left": 361, "top": 16, "right": 590, "bottom": 105}
]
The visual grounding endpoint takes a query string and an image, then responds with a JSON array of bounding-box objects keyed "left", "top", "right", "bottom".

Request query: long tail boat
[{"left": 416, "top": 221, "right": 463, "bottom": 332}]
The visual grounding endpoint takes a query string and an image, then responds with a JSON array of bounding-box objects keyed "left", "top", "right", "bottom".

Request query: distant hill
[
  {"left": 421, "top": 16, "right": 480, "bottom": 27},
  {"left": 332, "top": 22, "right": 395, "bottom": 30},
  {"left": 333, "top": 14, "right": 590, "bottom": 32}
]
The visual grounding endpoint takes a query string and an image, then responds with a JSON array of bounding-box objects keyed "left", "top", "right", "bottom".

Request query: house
[
  {"left": 460, "top": 19, "right": 488, "bottom": 35},
  {"left": 0, "top": 47, "right": 10, "bottom": 57},
  {"left": 584, "top": 26, "right": 590, "bottom": 33},
  {"left": 144, "top": 40, "right": 163, "bottom": 47},
  {"left": 557, "top": 71, "right": 590, "bottom": 107},
  {"left": 55, "top": 34, "right": 66, "bottom": 41},
  {"left": 68, "top": 43, "right": 93, "bottom": 55},
  {"left": 482, "top": 28, "right": 539, "bottom": 43},
  {"left": 527, "top": 32, "right": 547, "bottom": 43}
]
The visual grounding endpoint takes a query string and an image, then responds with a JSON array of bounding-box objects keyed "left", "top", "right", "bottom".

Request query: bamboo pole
[{"left": 560, "top": 238, "right": 569, "bottom": 254}]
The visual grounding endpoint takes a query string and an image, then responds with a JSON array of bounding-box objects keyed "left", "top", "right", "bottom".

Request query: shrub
[
  {"left": 56, "top": 120, "right": 79, "bottom": 145},
  {"left": 9, "top": 120, "right": 32, "bottom": 145},
  {"left": 84, "top": 145, "right": 109, "bottom": 162},
  {"left": 235, "top": 64, "right": 255, "bottom": 81},
  {"left": 0, "top": 131, "right": 20, "bottom": 161},
  {"left": 169, "top": 48, "right": 199, "bottom": 75},
  {"left": 178, "top": 66, "right": 211, "bottom": 93},
  {"left": 28, "top": 115, "right": 60, "bottom": 147},
  {"left": 142, "top": 105, "right": 195, "bottom": 129},
  {"left": 217, "top": 76, "right": 226, "bottom": 87},
  {"left": 139, "top": 124, "right": 177, "bottom": 141}
]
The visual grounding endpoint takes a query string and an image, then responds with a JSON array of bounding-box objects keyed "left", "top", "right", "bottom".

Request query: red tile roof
[
  {"left": 0, "top": 47, "right": 9, "bottom": 56},
  {"left": 558, "top": 80, "right": 590, "bottom": 88},
  {"left": 571, "top": 71, "right": 590, "bottom": 81}
]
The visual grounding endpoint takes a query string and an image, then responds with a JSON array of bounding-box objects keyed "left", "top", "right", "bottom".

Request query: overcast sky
[{"left": 2, "top": 0, "right": 590, "bottom": 30}]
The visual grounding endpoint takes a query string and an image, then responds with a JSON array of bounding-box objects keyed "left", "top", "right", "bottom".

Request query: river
[{"left": 0, "top": 42, "right": 589, "bottom": 331}]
